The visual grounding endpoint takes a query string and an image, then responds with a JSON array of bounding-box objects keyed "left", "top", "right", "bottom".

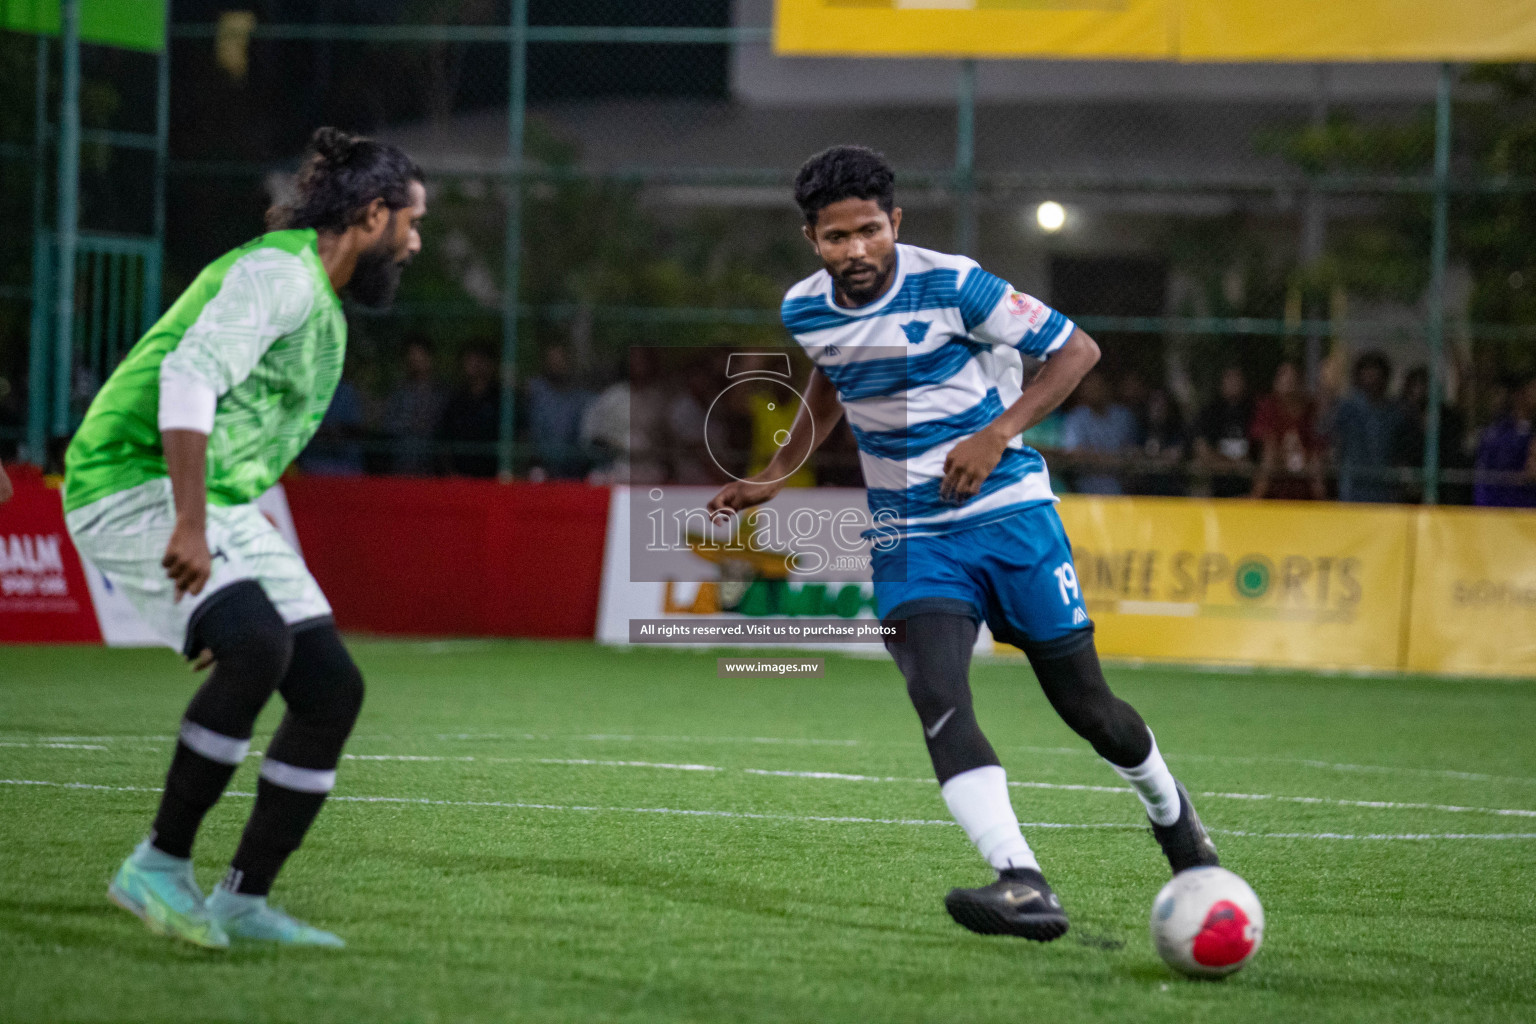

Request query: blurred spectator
[
  {"left": 731, "top": 354, "right": 814, "bottom": 488},
  {"left": 1130, "top": 388, "right": 1187, "bottom": 496},
  {"left": 1061, "top": 370, "right": 1137, "bottom": 495},
  {"left": 1193, "top": 366, "right": 1256, "bottom": 498},
  {"left": 582, "top": 348, "right": 667, "bottom": 484},
  {"left": 1021, "top": 408, "right": 1066, "bottom": 456},
  {"left": 1394, "top": 365, "right": 1470, "bottom": 504},
  {"left": 582, "top": 377, "right": 629, "bottom": 483},
  {"left": 525, "top": 345, "right": 594, "bottom": 480},
  {"left": 299, "top": 375, "right": 366, "bottom": 475},
  {"left": 1473, "top": 377, "right": 1536, "bottom": 508},
  {"left": 0, "top": 374, "right": 21, "bottom": 461},
  {"left": 1250, "top": 362, "right": 1326, "bottom": 500},
  {"left": 438, "top": 344, "right": 502, "bottom": 478},
  {"left": 1330, "top": 351, "right": 1404, "bottom": 503},
  {"left": 1117, "top": 373, "right": 1152, "bottom": 440},
  {"left": 667, "top": 360, "right": 731, "bottom": 485},
  {"left": 382, "top": 338, "right": 446, "bottom": 476}
]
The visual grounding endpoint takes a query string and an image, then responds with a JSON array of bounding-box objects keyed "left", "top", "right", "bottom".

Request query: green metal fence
[
  {"left": 7, "top": 4, "right": 1536, "bottom": 503},
  {"left": 2, "top": 4, "right": 168, "bottom": 465}
]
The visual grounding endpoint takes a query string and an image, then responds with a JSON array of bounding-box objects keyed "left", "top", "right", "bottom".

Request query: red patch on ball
[{"left": 1191, "top": 900, "right": 1255, "bottom": 967}]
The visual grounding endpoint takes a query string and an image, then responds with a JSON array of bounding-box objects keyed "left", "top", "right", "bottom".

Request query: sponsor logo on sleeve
[{"left": 1005, "top": 291, "right": 1048, "bottom": 329}]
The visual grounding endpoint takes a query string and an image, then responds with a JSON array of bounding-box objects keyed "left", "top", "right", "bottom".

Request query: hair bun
[{"left": 309, "top": 126, "right": 362, "bottom": 166}]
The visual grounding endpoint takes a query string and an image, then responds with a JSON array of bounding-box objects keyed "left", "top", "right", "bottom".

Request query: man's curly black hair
[
  {"left": 794, "top": 145, "right": 896, "bottom": 226},
  {"left": 266, "top": 127, "right": 424, "bottom": 233}
]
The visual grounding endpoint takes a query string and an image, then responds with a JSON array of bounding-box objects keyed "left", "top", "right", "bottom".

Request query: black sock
[
  {"left": 885, "top": 611, "right": 999, "bottom": 784},
  {"left": 151, "top": 744, "right": 240, "bottom": 859},
  {"left": 226, "top": 778, "right": 328, "bottom": 896},
  {"left": 147, "top": 582, "right": 293, "bottom": 859},
  {"left": 226, "top": 623, "right": 364, "bottom": 897}
]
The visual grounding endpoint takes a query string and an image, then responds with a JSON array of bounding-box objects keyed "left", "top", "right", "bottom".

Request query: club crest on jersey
[
  {"left": 1005, "top": 291, "right": 1048, "bottom": 329},
  {"left": 900, "top": 320, "right": 932, "bottom": 345}
]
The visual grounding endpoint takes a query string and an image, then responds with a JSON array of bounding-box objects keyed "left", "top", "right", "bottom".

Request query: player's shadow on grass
[
  {"left": 0, "top": 895, "right": 224, "bottom": 962},
  {"left": 412, "top": 849, "right": 1133, "bottom": 959},
  {"left": 414, "top": 848, "right": 964, "bottom": 943}
]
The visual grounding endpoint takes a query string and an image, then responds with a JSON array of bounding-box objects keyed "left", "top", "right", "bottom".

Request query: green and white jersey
[{"left": 64, "top": 229, "right": 345, "bottom": 512}]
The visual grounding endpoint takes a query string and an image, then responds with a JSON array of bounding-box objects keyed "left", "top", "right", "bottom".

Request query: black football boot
[
  {"left": 943, "top": 867, "right": 1069, "bottom": 942},
  {"left": 1150, "top": 780, "right": 1220, "bottom": 874}
]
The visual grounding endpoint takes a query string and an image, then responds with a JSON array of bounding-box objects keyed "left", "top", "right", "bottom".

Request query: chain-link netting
[{"left": 6, "top": 2, "right": 1536, "bottom": 502}]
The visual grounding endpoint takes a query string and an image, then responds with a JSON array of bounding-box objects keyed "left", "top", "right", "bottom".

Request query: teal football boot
[
  {"left": 206, "top": 886, "right": 346, "bottom": 948},
  {"left": 107, "top": 840, "right": 230, "bottom": 950}
]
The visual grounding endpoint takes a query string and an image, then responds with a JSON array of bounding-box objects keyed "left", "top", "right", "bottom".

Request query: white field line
[
  {"left": 7, "top": 741, "right": 1536, "bottom": 820},
  {"left": 745, "top": 769, "right": 1536, "bottom": 819},
  {"left": 433, "top": 733, "right": 1536, "bottom": 786},
  {"left": 431, "top": 733, "right": 863, "bottom": 748},
  {"left": 292, "top": 756, "right": 1536, "bottom": 819},
  {"left": 345, "top": 755, "right": 722, "bottom": 772},
  {"left": 1001, "top": 742, "right": 1536, "bottom": 786},
  {"left": 0, "top": 741, "right": 108, "bottom": 750},
  {"left": 1, "top": 736, "right": 172, "bottom": 744},
  {"left": 3, "top": 778, "right": 1536, "bottom": 841},
  {"left": 8, "top": 731, "right": 1533, "bottom": 786}
]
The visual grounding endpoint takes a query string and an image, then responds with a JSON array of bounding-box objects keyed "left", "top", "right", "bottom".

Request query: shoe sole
[
  {"left": 944, "top": 891, "right": 1070, "bottom": 942},
  {"left": 108, "top": 882, "right": 228, "bottom": 950}
]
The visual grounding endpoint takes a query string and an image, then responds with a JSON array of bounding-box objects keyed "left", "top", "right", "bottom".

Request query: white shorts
[{"left": 65, "top": 478, "right": 331, "bottom": 654}]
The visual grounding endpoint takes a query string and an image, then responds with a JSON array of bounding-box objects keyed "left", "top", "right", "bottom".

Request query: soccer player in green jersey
[{"left": 64, "top": 128, "right": 426, "bottom": 949}]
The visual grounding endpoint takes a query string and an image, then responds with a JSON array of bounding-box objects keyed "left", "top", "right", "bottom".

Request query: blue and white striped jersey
[{"left": 781, "top": 244, "right": 1076, "bottom": 538}]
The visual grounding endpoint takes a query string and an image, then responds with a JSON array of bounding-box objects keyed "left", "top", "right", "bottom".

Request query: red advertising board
[
  {"left": 282, "top": 476, "right": 611, "bottom": 638},
  {"left": 0, "top": 473, "right": 612, "bottom": 643},
  {"left": 0, "top": 466, "right": 103, "bottom": 643}
]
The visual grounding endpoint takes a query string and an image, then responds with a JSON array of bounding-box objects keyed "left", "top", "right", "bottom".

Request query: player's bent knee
[
  {"left": 885, "top": 612, "right": 999, "bottom": 783},
  {"left": 187, "top": 580, "right": 294, "bottom": 685},
  {"left": 1065, "top": 703, "right": 1120, "bottom": 750},
  {"left": 327, "top": 661, "right": 366, "bottom": 732},
  {"left": 1024, "top": 629, "right": 1152, "bottom": 767},
  {"left": 903, "top": 666, "right": 958, "bottom": 721},
  {"left": 283, "top": 621, "right": 366, "bottom": 733}
]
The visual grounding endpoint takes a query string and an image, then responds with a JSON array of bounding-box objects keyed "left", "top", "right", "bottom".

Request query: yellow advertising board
[
  {"left": 1180, "top": 1, "right": 1536, "bottom": 62},
  {"left": 774, "top": 1, "right": 1174, "bottom": 59},
  {"left": 1047, "top": 497, "right": 1413, "bottom": 671},
  {"left": 1405, "top": 508, "right": 1536, "bottom": 678},
  {"left": 775, "top": 0, "right": 1536, "bottom": 61}
]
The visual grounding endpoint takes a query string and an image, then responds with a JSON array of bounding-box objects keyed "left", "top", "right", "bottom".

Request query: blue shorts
[{"left": 872, "top": 502, "right": 1091, "bottom": 647}]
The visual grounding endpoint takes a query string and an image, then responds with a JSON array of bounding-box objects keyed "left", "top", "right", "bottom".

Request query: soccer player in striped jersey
[
  {"left": 708, "top": 146, "right": 1219, "bottom": 942},
  {"left": 64, "top": 128, "right": 425, "bottom": 949}
]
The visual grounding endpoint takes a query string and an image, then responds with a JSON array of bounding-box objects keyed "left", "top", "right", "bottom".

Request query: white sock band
[
  {"left": 1111, "top": 731, "right": 1181, "bottom": 826},
  {"left": 940, "top": 765, "right": 1040, "bottom": 872},
  {"left": 178, "top": 720, "right": 250, "bottom": 766},
  {"left": 259, "top": 759, "right": 337, "bottom": 794}
]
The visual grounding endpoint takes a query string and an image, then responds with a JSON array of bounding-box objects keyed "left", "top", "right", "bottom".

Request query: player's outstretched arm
[
  {"left": 708, "top": 365, "right": 844, "bottom": 519},
  {"left": 0, "top": 463, "right": 11, "bottom": 505},
  {"left": 941, "top": 328, "right": 1101, "bottom": 503},
  {"left": 161, "top": 429, "right": 213, "bottom": 601}
]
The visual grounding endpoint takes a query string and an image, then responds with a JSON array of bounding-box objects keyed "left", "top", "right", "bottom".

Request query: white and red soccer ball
[{"left": 1150, "top": 867, "right": 1264, "bottom": 978}]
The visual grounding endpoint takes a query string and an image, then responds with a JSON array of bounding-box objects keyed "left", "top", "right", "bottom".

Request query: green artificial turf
[{"left": 2, "top": 641, "right": 1533, "bottom": 1023}]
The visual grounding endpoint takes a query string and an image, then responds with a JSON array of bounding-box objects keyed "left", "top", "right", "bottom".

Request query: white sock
[
  {"left": 1111, "top": 731, "right": 1182, "bottom": 826},
  {"left": 940, "top": 765, "right": 1040, "bottom": 873}
]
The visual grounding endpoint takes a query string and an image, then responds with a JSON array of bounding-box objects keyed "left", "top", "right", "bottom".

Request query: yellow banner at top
[
  {"left": 775, "top": 0, "right": 1536, "bottom": 61},
  {"left": 776, "top": 1, "right": 1172, "bottom": 60}
]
